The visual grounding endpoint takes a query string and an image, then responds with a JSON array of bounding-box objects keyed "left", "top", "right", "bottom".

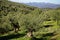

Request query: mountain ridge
[{"left": 24, "top": 2, "right": 60, "bottom": 8}]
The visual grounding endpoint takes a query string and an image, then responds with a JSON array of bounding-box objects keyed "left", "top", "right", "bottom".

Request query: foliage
[{"left": 0, "top": 0, "right": 60, "bottom": 40}]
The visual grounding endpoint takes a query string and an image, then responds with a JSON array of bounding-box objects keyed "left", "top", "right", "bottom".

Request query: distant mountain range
[{"left": 24, "top": 2, "right": 60, "bottom": 8}]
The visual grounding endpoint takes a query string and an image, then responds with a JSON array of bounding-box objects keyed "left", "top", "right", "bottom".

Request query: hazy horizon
[{"left": 9, "top": 0, "right": 60, "bottom": 4}]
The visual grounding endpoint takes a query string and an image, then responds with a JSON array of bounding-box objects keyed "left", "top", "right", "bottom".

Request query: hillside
[
  {"left": 0, "top": 0, "right": 38, "bottom": 16},
  {"left": 0, "top": 0, "right": 60, "bottom": 40}
]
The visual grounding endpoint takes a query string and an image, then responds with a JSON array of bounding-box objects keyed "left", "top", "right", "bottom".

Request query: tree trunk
[{"left": 27, "top": 32, "right": 33, "bottom": 38}]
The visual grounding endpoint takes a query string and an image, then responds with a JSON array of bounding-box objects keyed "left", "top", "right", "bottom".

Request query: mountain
[{"left": 24, "top": 2, "right": 60, "bottom": 8}]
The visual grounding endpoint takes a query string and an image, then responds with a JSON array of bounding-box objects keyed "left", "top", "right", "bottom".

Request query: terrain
[{"left": 0, "top": 0, "right": 60, "bottom": 40}]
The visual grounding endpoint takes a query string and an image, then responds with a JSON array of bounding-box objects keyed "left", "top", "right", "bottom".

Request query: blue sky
[{"left": 9, "top": 0, "right": 60, "bottom": 4}]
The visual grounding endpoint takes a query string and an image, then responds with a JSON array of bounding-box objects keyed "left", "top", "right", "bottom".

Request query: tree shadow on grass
[
  {"left": 31, "top": 36, "right": 49, "bottom": 40},
  {"left": 31, "top": 37, "right": 43, "bottom": 40},
  {"left": 0, "top": 33, "right": 26, "bottom": 40},
  {"left": 31, "top": 33, "right": 55, "bottom": 40}
]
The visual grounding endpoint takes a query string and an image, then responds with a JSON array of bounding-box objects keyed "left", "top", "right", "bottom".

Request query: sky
[{"left": 9, "top": 0, "right": 60, "bottom": 4}]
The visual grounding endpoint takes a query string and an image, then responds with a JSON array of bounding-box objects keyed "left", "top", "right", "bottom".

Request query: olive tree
[{"left": 20, "top": 9, "right": 49, "bottom": 38}]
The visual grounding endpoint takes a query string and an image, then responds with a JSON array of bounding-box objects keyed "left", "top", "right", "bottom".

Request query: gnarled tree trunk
[{"left": 27, "top": 31, "right": 33, "bottom": 38}]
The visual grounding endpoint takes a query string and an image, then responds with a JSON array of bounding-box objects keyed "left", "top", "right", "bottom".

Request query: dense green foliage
[{"left": 0, "top": 0, "right": 60, "bottom": 40}]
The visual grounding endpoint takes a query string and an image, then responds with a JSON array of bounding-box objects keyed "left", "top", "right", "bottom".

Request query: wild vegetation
[{"left": 0, "top": 0, "right": 60, "bottom": 40}]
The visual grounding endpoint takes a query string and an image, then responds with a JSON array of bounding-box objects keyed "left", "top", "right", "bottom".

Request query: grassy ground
[{"left": 0, "top": 21, "right": 60, "bottom": 40}]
